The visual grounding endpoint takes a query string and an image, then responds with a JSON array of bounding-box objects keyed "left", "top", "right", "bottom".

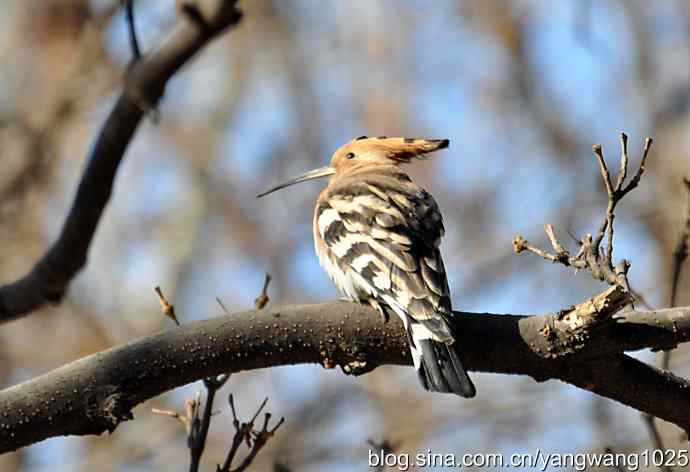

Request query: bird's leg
[{"left": 368, "top": 299, "right": 390, "bottom": 323}]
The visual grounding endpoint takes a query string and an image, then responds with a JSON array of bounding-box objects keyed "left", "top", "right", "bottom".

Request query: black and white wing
[{"left": 313, "top": 170, "right": 475, "bottom": 397}]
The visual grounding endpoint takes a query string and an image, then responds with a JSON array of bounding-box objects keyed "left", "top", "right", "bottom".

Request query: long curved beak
[{"left": 257, "top": 166, "right": 336, "bottom": 198}]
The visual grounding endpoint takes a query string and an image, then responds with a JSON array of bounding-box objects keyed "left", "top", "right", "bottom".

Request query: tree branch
[
  {"left": 670, "top": 175, "right": 690, "bottom": 310},
  {"left": 189, "top": 375, "right": 229, "bottom": 472},
  {"left": 0, "top": 0, "right": 243, "bottom": 323},
  {"left": 513, "top": 133, "right": 653, "bottom": 291},
  {"left": 219, "top": 395, "right": 284, "bottom": 472},
  {"left": 1, "top": 297, "right": 690, "bottom": 453},
  {"left": 124, "top": 0, "right": 142, "bottom": 61}
]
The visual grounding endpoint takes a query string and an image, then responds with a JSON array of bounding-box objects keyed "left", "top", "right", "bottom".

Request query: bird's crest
[
  {"left": 257, "top": 136, "right": 449, "bottom": 197},
  {"left": 331, "top": 137, "right": 449, "bottom": 167}
]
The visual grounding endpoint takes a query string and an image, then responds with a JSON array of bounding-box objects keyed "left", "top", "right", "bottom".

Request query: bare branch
[
  {"left": 230, "top": 413, "right": 284, "bottom": 472},
  {"left": 217, "top": 297, "right": 230, "bottom": 314},
  {"left": 153, "top": 397, "right": 199, "bottom": 437},
  {"left": 221, "top": 394, "right": 249, "bottom": 470},
  {"left": 512, "top": 235, "right": 585, "bottom": 268},
  {"left": 513, "top": 133, "right": 653, "bottom": 289},
  {"left": 642, "top": 414, "right": 673, "bottom": 472},
  {"left": 155, "top": 286, "right": 179, "bottom": 326},
  {"left": 218, "top": 396, "right": 283, "bottom": 472},
  {"left": 0, "top": 0, "right": 243, "bottom": 322},
  {"left": 153, "top": 374, "right": 245, "bottom": 471},
  {"left": 592, "top": 143, "right": 614, "bottom": 215},
  {"left": 544, "top": 224, "right": 568, "bottom": 259},
  {"left": 670, "top": 176, "right": 690, "bottom": 309},
  {"left": 152, "top": 407, "right": 192, "bottom": 432},
  {"left": 661, "top": 175, "right": 690, "bottom": 369},
  {"left": 621, "top": 137, "right": 653, "bottom": 197},
  {"left": 651, "top": 174, "right": 690, "bottom": 459},
  {"left": 2, "top": 297, "right": 690, "bottom": 452},
  {"left": 615, "top": 133, "right": 628, "bottom": 192},
  {"left": 514, "top": 133, "right": 673, "bottom": 453},
  {"left": 188, "top": 374, "right": 229, "bottom": 472},
  {"left": 254, "top": 274, "right": 272, "bottom": 310},
  {"left": 124, "top": 0, "right": 142, "bottom": 61}
]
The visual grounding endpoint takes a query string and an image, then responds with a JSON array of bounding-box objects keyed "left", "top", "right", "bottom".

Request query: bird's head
[{"left": 257, "top": 136, "right": 449, "bottom": 197}]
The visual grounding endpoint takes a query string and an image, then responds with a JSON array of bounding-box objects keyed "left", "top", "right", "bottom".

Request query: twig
[
  {"left": 219, "top": 395, "right": 252, "bottom": 471},
  {"left": 123, "top": 0, "right": 142, "bottom": 61},
  {"left": 152, "top": 407, "right": 193, "bottom": 433},
  {"left": 188, "top": 374, "right": 230, "bottom": 472},
  {"left": 155, "top": 286, "right": 179, "bottom": 325},
  {"left": 154, "top": 377, "right": 281, "bottom": 472},
  {"left": 670, "top": 177, "right": 690, "bottom": 312},
  {"left": 631, "top": 290, "right": 655, "bottom": 311},
  {"left": 232, "top": 414, "right": 284, "bottom": 472},
  {"left": 123, "top": 0, "right": 161, "bottom": 123},
  {"left": 217, "top": 297, "right": 230, "bottom": 314},
  {"left": 152, "top": 394, "right": 199, "bottom": 439},
  {"left": 643, "top": 414, "right": 673, "bottom": 472},
  {"left": 254, "top": 274, "right": 272, "bottom": 310},
  {"left": 648, "top": 175, "right": 690, "bottom": 468},
  {"left": 661, "top": 177, "right": 690, "bottom": 368},
  {"left": 218, "top": 395, "right": 284, "bottom": 472},
  {"left": 513, "top": 133, "right": 663, "bottom": 464},
  {"left": 513, "top": 133, "right": 653, "bottom": 290},
  {"left": 153, "top": 376, "right": 230, "bottom": 472},
  {"left": 217, "top": 272, "right": 272, "bottom": 315}
]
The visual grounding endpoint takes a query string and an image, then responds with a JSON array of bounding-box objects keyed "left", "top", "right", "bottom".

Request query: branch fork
[
  {"left": 529, "top": 285, "right": 633, "bottom": 359},
  {"left": 513, "top": 133, "right": 653, "bottom": 291},
  {"left": 218, "top": 395, "right": 284, "bottom": 472}
]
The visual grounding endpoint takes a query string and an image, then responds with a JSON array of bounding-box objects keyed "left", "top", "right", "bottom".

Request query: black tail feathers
[{"left": 416, "top": 339, "right": 476, "bottom": 398}]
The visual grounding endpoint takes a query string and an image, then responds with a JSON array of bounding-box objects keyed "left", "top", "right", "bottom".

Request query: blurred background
[{"left": 0, "top": 0, "right": 689, "bottom": 470}]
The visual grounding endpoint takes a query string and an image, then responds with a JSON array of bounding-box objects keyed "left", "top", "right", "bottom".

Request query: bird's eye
[{"left": 345, "top": 152, "right": 356, "bottom": 160}]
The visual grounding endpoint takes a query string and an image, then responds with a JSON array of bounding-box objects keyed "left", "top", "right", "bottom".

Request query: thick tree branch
[
  {"left": 0, "top": 0, "right": 243, "bottom": 322},
  {"left": 1, "top": 298, "right": 690, "bottom": 453}
]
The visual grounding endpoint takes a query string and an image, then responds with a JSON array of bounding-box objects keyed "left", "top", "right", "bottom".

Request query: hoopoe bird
[{"left": 258, "top": 136, "right": 476, "bottom": 397}]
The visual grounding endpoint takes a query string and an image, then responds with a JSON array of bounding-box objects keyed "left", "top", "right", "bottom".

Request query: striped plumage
[{"left": 258, "top": 136, "right": 475, "bottom": 397}]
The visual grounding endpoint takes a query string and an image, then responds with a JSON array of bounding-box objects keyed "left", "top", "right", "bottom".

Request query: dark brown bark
[{"left": 1, "top": 300, "right": 689, "bottom": 453}]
